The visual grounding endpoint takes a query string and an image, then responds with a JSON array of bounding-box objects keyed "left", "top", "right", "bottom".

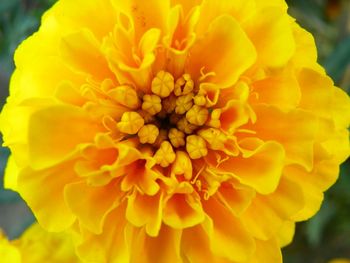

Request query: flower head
[{"left": 1, "top": 0, "right": 350, "bottom": 262}]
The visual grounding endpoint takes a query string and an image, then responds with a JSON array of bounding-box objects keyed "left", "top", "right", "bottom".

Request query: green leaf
[
  {"left": 305, "top": 199, "right": 337, "bottom": 247},
  {"left": 324, "top": 36, "right": 350, "bottom": 83},
  {"left": 0, "top": 0, "right": 20, "bottom": 14}
]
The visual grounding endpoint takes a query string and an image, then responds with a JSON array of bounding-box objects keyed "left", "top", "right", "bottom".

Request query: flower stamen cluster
[{"left": 116, "top": 71, "right": 221, "bottom": 165}]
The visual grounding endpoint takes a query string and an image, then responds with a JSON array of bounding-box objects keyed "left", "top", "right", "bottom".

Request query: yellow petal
[
  {"left": 117, "top": 31, "right": 160, "bottom": 91},
  {"left": 208, "top": 141, "right": 285, "bottom": 194},
  {"left": 196, "top": 0, "right": 256, "bottom": 34},
  {"left": 0, "top": 238, "right": 21, "bottom": 263},
  {"left": 171, "top": 151, "right": 192, "bottom": 180},
  {"left": 277, "top": 221, "right": 295, "bottom": 247},
  {"left": 163, "top": 193, "right": 205, "bottom": 229},
  {"left": 64, "top": 180, "right": 121, "bottom": 234},
  {"left": 121, "top": 160, "right": 160, "bottom": 196},
  {"left": 3, "top": 155, "right": 20, "bottom": 191},
  {"left": 126, "top": 191, "right": 163, "bottom": 237},
  {"left": 60, "top": 29, "right": 112, "bottom": 80},
  {"left": 247, "top": 238, "right": 282, "bottom": 263},
  {"left": 250, "top": 105, "right": 318, "bottom": 171},
  {"left": 53, "top": 0, "right": 117, "bottom": 40},
  {"left": 244, "top": 7, "right": 295, "bottom": 67},
  {"left": 203, "top": 198, "right": 255, "bottom": 262},
  {"left": 17, "top": 161, "right": 78, "bottom": 232},
  {"left": 220, "top": 100, "right": 250, "bottom": 133},
  {"left": 216, "top": 182, "right": 256, "bottom": 217},
  {"left": 242, "top": 177, "right": 303, "bottom": 240},
  {"left": 129, "top": 225, "right": 182, "bottom": 263},
  {"left": 291, "top": 24, "right": 323, "bottom": 72},
  {"left": 181, "top": 224, "right": 216, "bottom": 263},
  {"left": 77, "top": 204, "right": 129, "bottom": 263},
  {"left": 111, "top": 0, "right": 170, "bottom": 42},
  {"left": 298, "top": 68, "right": 350, "bottom": 129},
  {"left": 252, "top": 68, "right": 301, "bottom": 109},
  {"left": 28, "top": 105, "right": 102, "bottom": 170},
  {"left": 187, "top": 15, "right": 256, "bottom": 89}
]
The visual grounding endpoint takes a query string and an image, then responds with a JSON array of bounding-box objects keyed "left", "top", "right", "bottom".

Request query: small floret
[
  {"left": 117, "top": 112, "right": 144, "bottom": 134},
  {"left": 186, "top": 135, "right": 208, "bottom": 159},
  {"left": 154, "top": 141, "right": 176, "bottom": 167}
]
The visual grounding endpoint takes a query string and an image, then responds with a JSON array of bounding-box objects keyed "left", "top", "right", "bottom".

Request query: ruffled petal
[
  {"left": 244, "top": 7, "right": 295, "bottom": 67},
  {"left": 17, "top": 161, "right": 78, "bottom": 232},
  {"left": 76, "top": 204, "right": 130, "bottom": 263},
  {"left": 241, "top": 177, "right": 303, "bottom": 240},
  {"left": 64, "top": 179, "right": 122, "bottom": 234},
  {"left": 247, "top": 238, "right": 282, "bottom": 263},
  {"left": 203, "top": 198, "right": 255, "bottom": 262},
  {"left": 27, "top": 105, "right": 103, "bottom": 170},
  {"left": 60, "top": 29, "right": 112, "bottom": 80},
  {"left": 250, "top": 105, "right": 318, "bottom": 171},
  {"left": 129, "top": 225, "right": 182, "bottom": 263},
  {"left": 187, "top": 15, "right": 256, "bottom": 89},
  {"left": 126, "top": 191, "right": 163, "bottom": 237},
  {"left": 207, "top": 140, "right": 285, "bottom": 194},
  {"left": 163, "top": 193, "right": 205, "bottom": 229}
]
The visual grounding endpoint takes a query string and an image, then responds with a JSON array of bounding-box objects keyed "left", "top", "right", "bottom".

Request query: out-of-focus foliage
[{"left": 0, "top": 0, "right": 349, "bottom": 262}]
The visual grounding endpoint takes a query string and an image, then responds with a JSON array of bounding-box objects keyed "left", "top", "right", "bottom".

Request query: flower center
[{"left": 116, "top": 71, "right": 222, "bottom": 167}]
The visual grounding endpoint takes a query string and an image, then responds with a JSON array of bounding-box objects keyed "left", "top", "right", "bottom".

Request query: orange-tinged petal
[
  {"left": 126, "top": 191, "right": 163, "bottom": 237},
  {"left": 171, "top": 0, "right": 202, "bottom": 15},
  {"left": 130, "top": 225, "right": 182, "bottom": 263},
  {"left": 187, "top": 15, "right": 256, "bottom": 89},
  {"left": 252, "top": 68, "right": 301, "bottom": 109},
  {"left": 121, "top": 160, "right": 160, "bottom": 196},
  {"left": 163, "top": 193, "right": 205, "bottom": 229},
  {"left": 28, "top": 105, "right": 103, "bottom": 170},
  {"left": 241, "top": 197, "right": 284, "bottom": 241},
  {"left": 203, "top": 198, "right": 255, "bottom": 262},
  {"left": 208, "top": 141, "right": 285, "bottom": 194},
  {"left": 242, "top": 177, "right": 303, "bottom": 240},
  {"left": 220, "top": 100, "right": 250, "bottom": 133},
  {"left": 181, "top": 224, "right": 216, "bottom": 263},
  {"left": 116, "top": 29, "right": 161, "bottom": 92},
  {"left": 259, "top": 177, "right": 304, "bottom": 219},
  {"left": 64, "top": 180, "right": 122, "bottom": 234},
  {"left": 171, "top": 151, "right": 192, "bottom": 180},
  {"left": 250, "top": 105, "right": 318, "bottom": 171},
  {"left": 216, "top": 182, "right": 256, "bottom": 217}
]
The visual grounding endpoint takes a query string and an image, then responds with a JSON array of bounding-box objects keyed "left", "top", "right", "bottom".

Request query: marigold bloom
[
  {"left": 329, "top": 260, "right": 350, "bottom": 263},
  {"left": 0, "top": 224, "right": 79, "bottom": 262},
  {"left": 1, "top": 0, "right": 350, "bottom": 262}
]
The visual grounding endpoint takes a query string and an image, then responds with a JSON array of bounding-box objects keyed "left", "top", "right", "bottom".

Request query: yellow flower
[
  {"left": 0, "top": 0, "right": 349, "bottom": 262},
  {"left": 0, "top": 224, "right": 79, "bottom": 262},
  {"left": 329, "top": 260, "right": 350, "bottom": 263}
]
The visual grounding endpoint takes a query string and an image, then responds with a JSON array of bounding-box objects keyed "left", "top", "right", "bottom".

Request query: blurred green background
[{"left": 0, "top": 0, "right": 349, "bottom": 262}]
